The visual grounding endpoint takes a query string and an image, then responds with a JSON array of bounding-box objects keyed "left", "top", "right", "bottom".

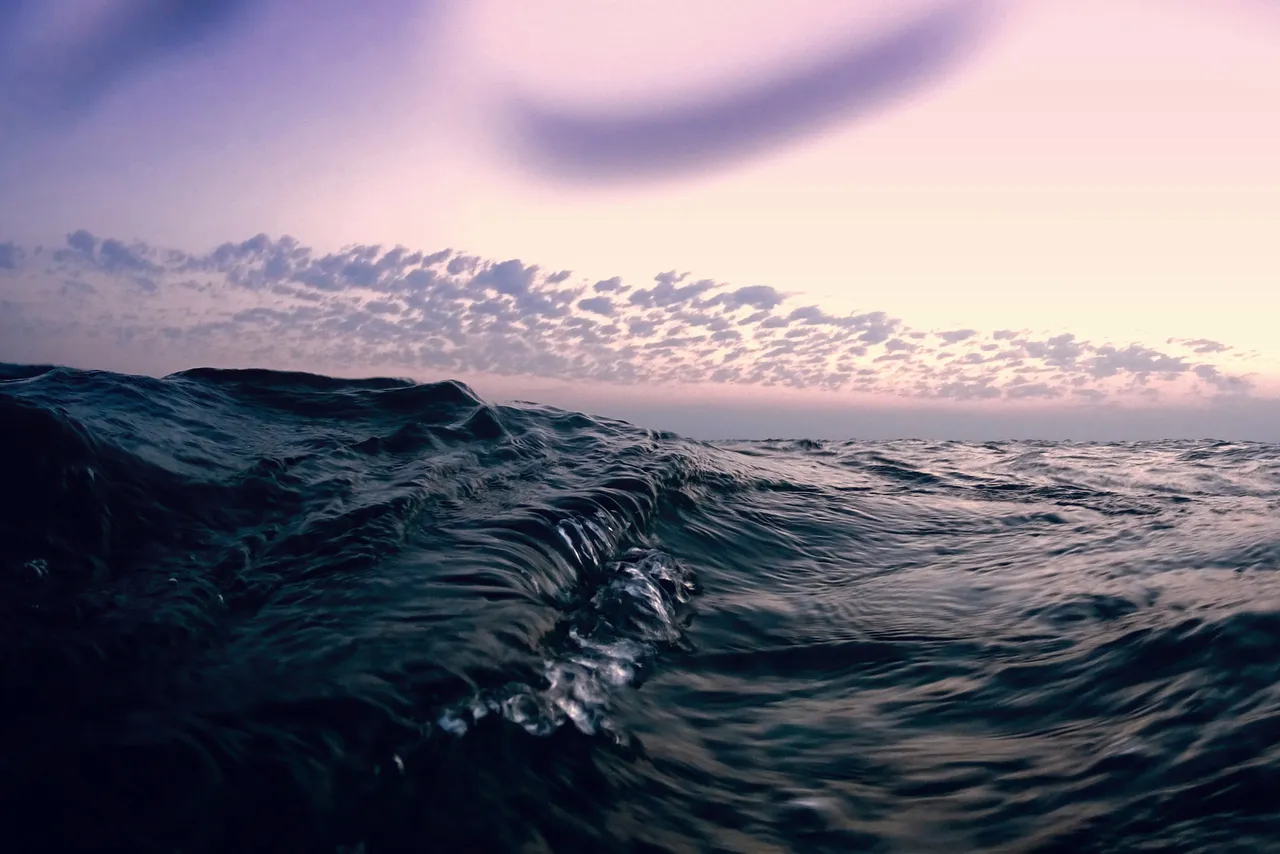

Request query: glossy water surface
[{"left": 2, "top": 363, "right": 1279, "bottom": 853}]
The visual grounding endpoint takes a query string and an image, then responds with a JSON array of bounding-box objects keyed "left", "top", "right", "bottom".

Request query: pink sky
[{"left": 1, "top": 0, "right": 1277, "bottom": 437}]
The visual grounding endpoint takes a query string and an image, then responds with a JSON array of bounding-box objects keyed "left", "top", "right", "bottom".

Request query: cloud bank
[{"left": 0, "top": 231, "right": 1263, "bottom": 414}]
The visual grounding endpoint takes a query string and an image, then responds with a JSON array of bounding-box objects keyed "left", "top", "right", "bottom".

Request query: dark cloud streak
[
  {"left": 4, "top": 0, "right": 254, "bottom": 124},
  {"left": 500, "top": 1, "right": 993, "bottom": 181}
]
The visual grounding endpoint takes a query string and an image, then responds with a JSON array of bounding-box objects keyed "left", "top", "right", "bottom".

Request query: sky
[{"left": 1, "top": 0, "right": 1278, "bottom": 439}]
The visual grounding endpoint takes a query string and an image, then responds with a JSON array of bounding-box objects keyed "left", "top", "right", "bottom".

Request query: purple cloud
[
  {"left": 577, "top": 296, "right": 615, "bottom": 317},
  {"left": 628, "top": 273, "right": 717, "bottom": 308},
  {"left": 5, "top": 0, "right": 254, "bottom": 122},
  {"left": 1085, "top": 344, "right": 1187, "bottom": 380},
  {"left": 1023, "top": 333, "right": 1084, "bottom": 367},
  {"left": 0, "top": 230, "right": 1260, "bottom": 406},
  {"left": 499, "top": 1, "right": 994, "bottom": 181},
  {"left": 7, "top": 0, "right": 1271, "bottom": 200},
  {"left": 3, "top": 0, "right": 997, "bottom": 191},
  {"left": 0, "top": 242, "right": 22, "bottom": 269},
  {"left": 1004, "top": 380, "right": 1060, "bottom": 400},
  {"left": 593, "top": 277, "right": 625, "bottom": 293},
  {"left": 707, "top": 285, "right": 788, "bottom": 311},
  {"left": 1173, "top": 338, "right": 1232, "bottom": 355},
  {"left": 1194, "top": 364, "right": 1252, "bottom": 395},
  {"left": 472, "top": 259, "right": 538, "bottom": 297}
]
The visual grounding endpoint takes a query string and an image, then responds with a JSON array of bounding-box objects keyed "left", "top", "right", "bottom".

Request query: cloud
[
  {"left": 593, "top": 277, "right": 626, "bottom": 294},
  {"left": 1004, "top": 380, "right": 1060, "bottom": 400},
  {"left": 1170, "top": 337, "right": 1232, "bottom": 355},
  {"left": 1084, "top": 344, "right": 1187, "bottom": 380},
  {"left": 65, "top": 229, "right": 96, "bottom": 256},
  {"left": 0, "top": 0, "right": 31, "bottom": 42},
  {"left": 5, "top": 0, "right": 1271, "bottom": 198},
  {"left": 0, "top": 230, "right": 1263, "bottom": 407},
  {"left": 97, "top": 238, "right": 159, "bottom": 274},
  {"left": 0, "top": 242, "right": 22, "bottom": 269},
  {"left": 499, "top": 1, "right": 995, "bottom": 181},
  {"left": 3, "top": 0, "right": 998, "bottom": 188},
  {"left": 627, "top": 272, "right": 716, "bottom": 309},
  {"left": 3, "top": 0, "right": 255, "bottom": 125},
  {"left": 1193, "top": 363, "right": 1253, "bottom": 395},
  {"left": 707, "top": 285, "right": 788, "bottom": 311},
  {"left": 577, "top": 296, "right": 615, "bottom": 317},
  {"left": 1021, "top": 333, "right": 1084, "bottom": 366},
  {"left": 469, "top": 258, "right": 536, "bottom": 297}
]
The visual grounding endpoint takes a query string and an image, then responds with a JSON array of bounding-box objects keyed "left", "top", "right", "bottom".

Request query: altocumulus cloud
[{"left": 0, "top": 231, "right": 1262, "bottom": 404}]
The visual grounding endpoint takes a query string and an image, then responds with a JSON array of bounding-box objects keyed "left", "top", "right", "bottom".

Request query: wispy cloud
[
  {"left": 1, "top": 0, "right": 253, "bottom": 126},
  {"left": 2, "top": 0, "right": 998, "bottom": 184},
  {"left": 4, "top": 0, "right": 1277, "bottom": 189},
  {"left": 0, "top": 230, "right": 1262, "bottom": 405},
  {"left": 0, "top": 242, "right": 23, "bottom": 270},
  {"left": 500, "top": 0, "right": 995, "bottom": 182}
]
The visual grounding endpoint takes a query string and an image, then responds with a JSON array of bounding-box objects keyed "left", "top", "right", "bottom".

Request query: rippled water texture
[{"left": 3, "top": 364, "right": 1280, "bottom": 853}]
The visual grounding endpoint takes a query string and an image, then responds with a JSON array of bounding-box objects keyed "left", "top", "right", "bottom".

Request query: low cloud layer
[{"left": 0, "top": 230, "right": 1264, "bottom": 408}]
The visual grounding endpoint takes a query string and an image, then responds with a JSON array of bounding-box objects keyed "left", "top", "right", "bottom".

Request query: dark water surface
[{"left": 3, "top": 364, "right": 1280, "bottom": 853}]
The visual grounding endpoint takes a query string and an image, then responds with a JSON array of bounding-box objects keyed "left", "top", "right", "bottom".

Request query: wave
[
  {"left": 3, "top": 363, "right": 1280, "bottom": 853},
  {"left": 0, "top": 363, "right": 704, "bottom": 852}
]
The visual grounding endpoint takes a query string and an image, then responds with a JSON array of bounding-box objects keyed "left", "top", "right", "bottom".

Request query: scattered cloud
[
  {"left": 1169, "top": 337, "right": 1232, "bottom": 355},
  {"left": 577, "top": 296, "right": 615, "bottom": 317},
  {"left": 593, "top": 277, "right": 626, "bottom": 294},
  {"left": 0, "top": 230, "right": 1262, "bottom": 405},
  {"left": 936, "top": 328, "right": 978, "bottom": 344},
  {"left": 0, "top": 242, "right": 22, "bottom": 270}
]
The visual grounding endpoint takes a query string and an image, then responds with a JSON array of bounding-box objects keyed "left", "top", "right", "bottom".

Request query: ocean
[{"left": 2, "top": 363, "right": 1279, "bottom": 853}]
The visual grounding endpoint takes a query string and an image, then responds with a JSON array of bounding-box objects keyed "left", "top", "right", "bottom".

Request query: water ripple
[{"left": 2, "top": 364, "right": 1280, "bottom": 852}]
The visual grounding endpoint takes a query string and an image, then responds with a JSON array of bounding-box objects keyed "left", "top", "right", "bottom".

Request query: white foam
[
  {"left": 437, "top": 711, "right": 470, "bottom": 737},
  {"left": 436, "top": 538, "right": 696, "bottom": 741}
]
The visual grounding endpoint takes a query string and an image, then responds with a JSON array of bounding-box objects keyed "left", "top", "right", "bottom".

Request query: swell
[
  {"left": 8, "top": 363, "right": 1280, "bottom": 853},
  {"left": 0, "top": 363, "right": 702, "bottom": 853}
]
